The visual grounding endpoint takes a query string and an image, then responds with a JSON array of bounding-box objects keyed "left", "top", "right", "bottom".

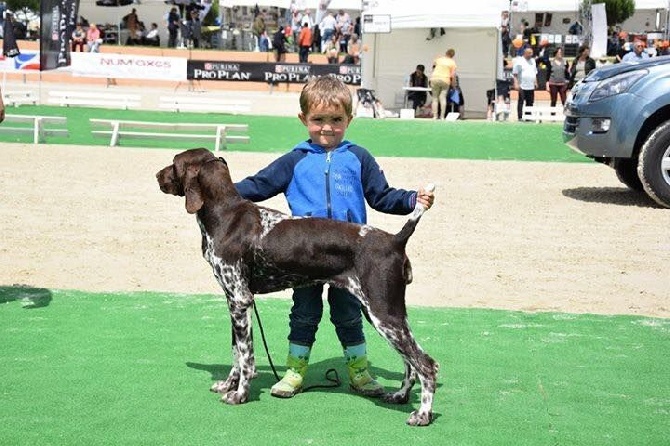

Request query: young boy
[{"left": 235, "top": 76, "right": 435, "bottom": 398}]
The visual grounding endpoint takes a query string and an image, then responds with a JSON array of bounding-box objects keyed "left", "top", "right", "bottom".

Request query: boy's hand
[{"left": 417, "top": 186, "right": 435, "bottom": 210}]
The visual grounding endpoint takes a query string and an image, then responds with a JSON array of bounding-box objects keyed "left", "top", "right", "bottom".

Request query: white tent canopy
[
  {"left": 219, "top": 0, "right": 362, "bottom": 10},
  {"left": 382, "top": 0, "right": 504, "bottom": 28},
  {"left": 512, "top": 0, "right": 669, "bottom": 11},
  {"left": 361, "top": 1, "right": 509, "bottom": 118}
]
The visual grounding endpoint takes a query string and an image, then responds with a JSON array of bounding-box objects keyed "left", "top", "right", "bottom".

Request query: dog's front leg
[
  {"left": 220, "top": 293, "right": 255, "bottom": 405},
  {"left": 382, "top": 361, "right": 415, "bottom": 404}
]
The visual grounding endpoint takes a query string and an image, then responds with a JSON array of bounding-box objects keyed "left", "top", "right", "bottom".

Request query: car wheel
[
  {"left": 638, "top": 120, "right": 670, "bottom": 208},
  {"left": 614, "top": 158, "right": 644, "bottom": 192}
]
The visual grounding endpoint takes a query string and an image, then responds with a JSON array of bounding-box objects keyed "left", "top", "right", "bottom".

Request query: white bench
[
  {"left": 48, "top": 91, "right": 142, "bottom": 110},
  {"left": 3, "top": 90, "right": 37, "bottom": 107},
  {"left": 522, "top": 105, "right": 565, "bottom": 123},
  {"left": 159, "top": 96, "right": 252, "bottom": 114},
  {"left": 0, "top": 115, "right": 68, "bottom": 143},
  {"left": 89, "top": 119, "right": 250, "bottom": 152}
]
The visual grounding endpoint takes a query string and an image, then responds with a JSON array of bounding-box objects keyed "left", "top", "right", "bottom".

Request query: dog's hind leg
[
  {"left": 376, "top": 319, "right": 438, "bottom": 426},
  {"left": 210, "top": 325, "right": 241, "bottom": 394}
]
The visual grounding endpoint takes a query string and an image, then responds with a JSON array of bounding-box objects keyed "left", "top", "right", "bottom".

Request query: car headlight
[{"left": 589, "top": 70, "right": 647, "bottom": 102}]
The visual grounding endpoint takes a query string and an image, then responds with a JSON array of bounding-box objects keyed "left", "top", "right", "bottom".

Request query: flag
[
  {"left": 3, "top": 13, "right": 21, "bottom": 58},
  {"left": 40, "top": 0, "right": 80, "bottom": 70}
]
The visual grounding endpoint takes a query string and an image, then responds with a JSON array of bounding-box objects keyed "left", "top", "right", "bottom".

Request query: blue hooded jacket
[{"left": 235, "top": 140, "right": 417, "bottom": 224}]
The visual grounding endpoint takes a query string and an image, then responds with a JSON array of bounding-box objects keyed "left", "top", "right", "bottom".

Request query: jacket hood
[{"left": 292, "top": 140, "right": 355, "bottom": 153}]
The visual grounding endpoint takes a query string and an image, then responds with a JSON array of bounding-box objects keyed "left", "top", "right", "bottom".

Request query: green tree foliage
[{"left": 585, "top": 0, "right": 636, "bottom": 26}]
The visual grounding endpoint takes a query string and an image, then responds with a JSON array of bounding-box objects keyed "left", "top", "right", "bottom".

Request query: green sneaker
[
  {"left": 346, "top": 354, "right": 385, "bottom": 398},
  {"left": 270, "top": 352, "right": 309, "bottom": 398}
]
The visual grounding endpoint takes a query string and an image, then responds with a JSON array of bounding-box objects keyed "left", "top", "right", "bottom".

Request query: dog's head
[{"left": 156, "top": 148, "right": 229, "bottom": 214}]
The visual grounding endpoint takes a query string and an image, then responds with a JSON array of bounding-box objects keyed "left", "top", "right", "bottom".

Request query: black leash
[{"left": 252, "top": 301, "right": 341, "bottom": 391}]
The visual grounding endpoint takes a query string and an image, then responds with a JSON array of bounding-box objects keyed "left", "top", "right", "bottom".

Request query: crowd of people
[
  {"left": 74, "top": 4, "right": 364, "bottom": 64},
  {"left": 404, "top": 23, "right": 667, "bottom": 122},
  {"left": 506, "top": 28, "right": 666, "bottom": 122},
  {"left": 71, "top": 9, "right": 163, "bottom": 53},
  {"left": 253, "top": 7, "right": 363, "bottom": 65}
]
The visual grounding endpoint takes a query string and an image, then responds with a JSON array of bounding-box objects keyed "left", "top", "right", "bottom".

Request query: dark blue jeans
[{"left": 288, "top": 284, "right": 364, "bottom": 348}]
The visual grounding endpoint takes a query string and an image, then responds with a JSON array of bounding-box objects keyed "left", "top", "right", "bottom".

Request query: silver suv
[{"left": 563, "top": 56, "right": 670, "bottom": 208}]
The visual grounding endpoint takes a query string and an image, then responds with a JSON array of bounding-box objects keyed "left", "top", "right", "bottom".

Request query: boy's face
[{"left": 299, "top": 102, "right": 352, "bottom": 150}]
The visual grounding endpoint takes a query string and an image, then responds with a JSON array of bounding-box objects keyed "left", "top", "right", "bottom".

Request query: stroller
[{"left": 355, "top": 88, "right": 397, "bottom": 119}]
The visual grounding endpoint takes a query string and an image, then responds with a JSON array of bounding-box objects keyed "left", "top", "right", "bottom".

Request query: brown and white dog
[{"left": 156, "top": 148, "right": 439, "bottom": 426}]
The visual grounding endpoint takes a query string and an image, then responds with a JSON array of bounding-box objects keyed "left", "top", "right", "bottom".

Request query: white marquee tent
[
  {"left": 360, "top": 1, "right": 509, "bottom": 118},
  {"left": 513, "top": 0, "right": 669, "bottom": 11}
]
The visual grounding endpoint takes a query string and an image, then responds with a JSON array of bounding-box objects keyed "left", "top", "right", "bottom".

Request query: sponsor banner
[
  {"left": 0, "top": 51, "right": 41, "bottom": 72},
  {"left": 40, "top": 0, "right": 79, "bottom": 70},
  {"left": 71, "top": 53, "right": 187, "bottom": 81},
  {"left": 188, "top": 61, "right": 362, "bottom": 86}
]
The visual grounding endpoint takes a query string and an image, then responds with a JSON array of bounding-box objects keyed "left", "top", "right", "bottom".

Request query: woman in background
[
  {"left": 568, "top": 45, "right": 596, "bottom": 89},
  {"left": 547, "top": 47, "right": 569, "bottom": 107}
]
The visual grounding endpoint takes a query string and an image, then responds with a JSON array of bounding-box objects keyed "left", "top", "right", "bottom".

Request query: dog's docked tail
[{"left": 394, "top": 184, "right": 435, "bottom": 248}]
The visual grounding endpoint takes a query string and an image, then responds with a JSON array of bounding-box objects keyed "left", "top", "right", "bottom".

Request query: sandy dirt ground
[{"left": 1, "top": 143, "right": 668, "bottom": 318}]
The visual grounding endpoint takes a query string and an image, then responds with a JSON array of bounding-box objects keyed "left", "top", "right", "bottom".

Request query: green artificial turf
[
  {"left": 2, "top": 286, "right": 668, "bottom": 445},
  {"left": 0, "top": 105, "right": 586, "bottom": 162}
]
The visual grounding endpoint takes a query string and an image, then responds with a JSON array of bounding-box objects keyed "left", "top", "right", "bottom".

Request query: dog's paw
[
  {"left": 221, "top": 391, "right": 248, "bottom": 405},
  {"left": 406, "top": 410, "right": 432, "bottom": 427},
  {"left": 210, "top": 378, "right": 238, "bottom": 394},
  {"left": 381, "top": 391, "right": 410, "bottom": 405}
]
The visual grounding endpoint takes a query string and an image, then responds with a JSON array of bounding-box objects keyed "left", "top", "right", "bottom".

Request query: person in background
[
  {"left": 252, "top": 10, "right": 266, "bottom": 52},
  {"left": 86, "top": 23, "right": 102, "bottom": 52},
  {"left": 186, "top": 8, "right": 202, "bottom": 48},
  {"left": 319, "top": 11, "right": 336, "bottom": 53},
  {"left": 616, "top": 34, "right": 630, "bottom": 63},
  {"left": 71, "top": 24, "right": 86, "bottom": 52},
  {"left": 122, "top": 8, "right": 140, "bottom": 45},
  {"left": 273, "top": 25, "right": 287, "bottom": 62},
  {"left": 323, "top": 32, "right": 340, "bottom": 64},
  {"left": 143, "top": 22, "right": 160, "bottom": 46},
  {"left": 234, "top": 76, "right": 435, "bottom": 399},
  {"left": 259, "top": 30, "right": 270, "bottom": 52},
  {"left": 166, "top": 7, "right": 180, "bottom": 48},
  {"left": 658, "top": 40, "right": 670, "bottom": 56},
  {"left": 407, "top": 64, "right": 428, "bottom": 111},
  {"left": 568, "top": 44, "right": 596, "bottom": 88},
  {"left": 298, "top": 22, "right": 312, "bottom": 63},
  {"left": 546, "top": 47, "right": 569, "bottom": 108},
  {"left": 622, "top": 40, "right": 650, "bottom": 62},
  {"left": 513, "top": 46, "right": 538, "bottom": 121},
  {"left": 429, "top": 48, "right": 457, "bottom": 120},
  {"left": 0, "top": 87, "right": 5, "bottom": 123},
  {"left": 343, "top": 33, "right": 361, "bottom": 64},
  {"left": 335, "top": 9, "right": 352, "bottom": 52}
]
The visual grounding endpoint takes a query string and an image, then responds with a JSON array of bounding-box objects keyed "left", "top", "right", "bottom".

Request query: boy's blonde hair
[{"left": 299, "top": 76, "right": 353, "bottom": 116}]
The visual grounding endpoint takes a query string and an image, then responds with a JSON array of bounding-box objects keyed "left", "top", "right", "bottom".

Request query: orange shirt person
[{"left": 298, "top": 23, "right": 312, "bottom": 63}]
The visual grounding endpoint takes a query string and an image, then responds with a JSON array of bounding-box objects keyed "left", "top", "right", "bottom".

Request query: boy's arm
[
  {"left": 234, "top": 151, "right": 300, "bottom": 202},
  {"left": 357, "top": 147, "right": 417, "bottom": 215}
]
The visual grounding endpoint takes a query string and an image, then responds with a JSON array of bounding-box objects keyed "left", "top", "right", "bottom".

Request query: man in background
[
  {"left": 622, "top": 40, "right": 650, "bottom": 62},
  {"left": 513, "top": 47, "right": 538, "bottom": 121}
]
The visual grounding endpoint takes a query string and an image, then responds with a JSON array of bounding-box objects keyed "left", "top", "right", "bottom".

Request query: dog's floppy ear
[{"left": 184, "top": 164, "right": 204, "bottom": 214}]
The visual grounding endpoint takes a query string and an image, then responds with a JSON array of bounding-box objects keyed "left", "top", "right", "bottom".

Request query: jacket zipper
[{"left": 325, "top": 151, "right": 333, "bottom": 219}]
